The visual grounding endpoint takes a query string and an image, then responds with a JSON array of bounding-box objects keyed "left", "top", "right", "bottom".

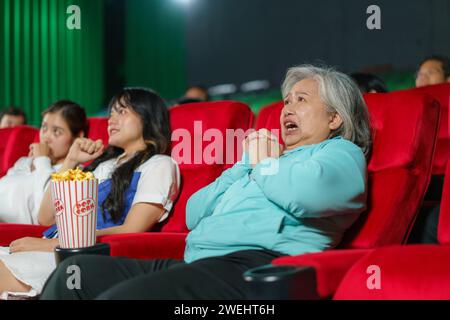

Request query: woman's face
[
  {"left": 40, "top": 112, "right": 76, "bottom": 163},
  {"left": 108, "top": 101, "right": 145, "bottom": 152},
  {"left": 281, "top": 78, "right": 342, "bottom": 150}
]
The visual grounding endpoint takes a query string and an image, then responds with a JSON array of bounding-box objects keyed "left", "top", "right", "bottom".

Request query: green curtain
[
  {"left": 1, "top": 0, "right": 105, "bottom": 126},
  {"left": 125, "top": 0, "right": 187, "bottom": 101}
]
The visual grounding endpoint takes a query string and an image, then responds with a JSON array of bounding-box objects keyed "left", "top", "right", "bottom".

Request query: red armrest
[
  {"left": 0, "top": 224, "right": 49, "bottom": 246},
  {"left": 272, "top": 249, "right": 372, "bottom": 299},
  {"left": 98, "top": 232, "right": 187, "bottom": 260}
]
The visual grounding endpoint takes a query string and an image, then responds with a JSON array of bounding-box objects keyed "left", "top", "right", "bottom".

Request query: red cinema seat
[
  {"left": 0, "top": 128, "right": 13, "bottom": 174},
  {"left": 0, "top": 126, "right": 40, "bottom": 177},
  {"left": 163, "top": 101, "right": 254, "bottom": 231},
  {"left": 331, "top": 159, "right": 450, "bottom": 300},
  {"left": 87, "top": 117, "right": 109, "bottom": 146},
  {"left": 408, "top": 83, "right": 450, "bottom": 175},
  {"left": 266, "top": 90, "right": 440, "bottom": 299}
]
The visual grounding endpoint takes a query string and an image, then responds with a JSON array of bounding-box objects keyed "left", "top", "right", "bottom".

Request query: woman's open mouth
[{"left": 284, "top": 121, "right": 299, "bottom": 134}]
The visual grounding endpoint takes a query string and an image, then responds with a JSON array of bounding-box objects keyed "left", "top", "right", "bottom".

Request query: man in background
[
  {"left": 416, "top": 55, "right": 450, "bottom": 87},
  {"left": 173, "top": 85, "right": 210, "bottom": 105},
  {"left": 0, "top": 107, "right": 27, "bottom": 128}
]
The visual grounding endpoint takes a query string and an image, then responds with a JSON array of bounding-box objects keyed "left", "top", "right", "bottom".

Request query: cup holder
[
  {"left": 54, "top": 243, "right": 111, "bottom": 265},
  {"left": 243, "top": 264, "right": 319, "bottom": 300}
]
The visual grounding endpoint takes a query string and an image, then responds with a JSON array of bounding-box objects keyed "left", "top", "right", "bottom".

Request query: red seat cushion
[{"left": 342, "top": 92, "right": 439, "bottom": 248}]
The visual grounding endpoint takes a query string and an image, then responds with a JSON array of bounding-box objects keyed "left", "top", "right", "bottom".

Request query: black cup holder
[
  {"left": 54, "top": 243, "right": 111, "bottom": 265},
  {"left": 243, "top": 264, "right": 320, "bottom": 300}
]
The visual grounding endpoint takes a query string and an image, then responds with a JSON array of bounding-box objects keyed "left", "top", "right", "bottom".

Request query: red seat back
[
  {"left": 87, "top": 117, "right": 109, "bottom": 145},
  {"left": 0, "top": 128, "right": 13, "bottom": 174},
  {"left": 0, "top": 126, "right": 40, "bottom": 177},
  {"left": 341, "top": 91, "right": 440, "bottom": 248},
  {"left": 397, "top": 83, "right": 450, "bottom": 175},
  {"left": 334, "top": 134, "right": 450, "bottom": 299},
  {"left": 156, "top": 101, "right": 254, "bottom": 233},
  {"left": 335, "top": 153, "right": 450, "bottom": 300}
]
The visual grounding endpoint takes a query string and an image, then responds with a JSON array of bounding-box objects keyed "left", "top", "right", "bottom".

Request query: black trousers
[{"left": 40, "top": 249, "right": 282, "bottom": 300}]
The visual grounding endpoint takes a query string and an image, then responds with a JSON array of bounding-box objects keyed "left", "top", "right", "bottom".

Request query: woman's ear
[
  {"left": 329, "top": 113, "right": 343, "bottom": 131},
  {"left": 78, "top": 131, "right": 85, "bottom": 138}
]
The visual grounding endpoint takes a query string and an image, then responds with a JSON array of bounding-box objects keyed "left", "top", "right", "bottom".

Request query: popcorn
[
  {"left": 50, "top": 168, "right": 99, "bottom": 249},
  {"left": 51, "top": 167, "right": 95, "bottom": 181}
]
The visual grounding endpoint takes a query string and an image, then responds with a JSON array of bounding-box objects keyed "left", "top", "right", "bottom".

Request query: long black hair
[{"left": 85, "top": 88, "right": 171, "bottom": 223}]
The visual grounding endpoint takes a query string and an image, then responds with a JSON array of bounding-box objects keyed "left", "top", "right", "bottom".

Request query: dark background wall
[
  {"left": 3, "top": 0, "right": 450, "bottom": 124},
  {"left": 185, "top": 0, "right": 450, "bottom": 88}
]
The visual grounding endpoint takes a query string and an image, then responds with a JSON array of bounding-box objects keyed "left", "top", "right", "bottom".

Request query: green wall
[
  {"left": 1, "top": 0, "right": 188, "bottom": 126},
  {"left": 1, "top": 0, "right": 105, "bottom": 126}
]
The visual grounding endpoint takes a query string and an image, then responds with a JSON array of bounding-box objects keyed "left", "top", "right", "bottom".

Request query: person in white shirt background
[{"left": 0, "top": 100, "right": 88, "bottom": 224}]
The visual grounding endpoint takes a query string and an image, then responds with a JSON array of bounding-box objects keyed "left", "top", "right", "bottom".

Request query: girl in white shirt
[
  {"left": 0, "top": 88, "right": 180, "bottom": 299},
  {"left": 0, "top": 101, "right": 88, "bottom": 224}
]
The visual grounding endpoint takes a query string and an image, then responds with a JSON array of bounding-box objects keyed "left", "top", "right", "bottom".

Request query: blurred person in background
[
  {"left": 174, "top": 85, "right": 210, "bottom": 105},
  {"left": 416, "top": 55, "right": 450, "bottom": 88},
  {"left": 350, "top": 73, "right": 388, "bottom": 94},
  {"left": 0, "top": 107, "right": 27, "bottom": 128}
]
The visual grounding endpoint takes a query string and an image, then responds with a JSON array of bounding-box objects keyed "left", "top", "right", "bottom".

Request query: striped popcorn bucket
[{"left": 50, "top": 179, "right": 99, "bottom": 249}]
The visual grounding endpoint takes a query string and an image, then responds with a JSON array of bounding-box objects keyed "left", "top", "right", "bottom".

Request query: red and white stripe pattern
[{"left": 50, "top": 179, "right": 99, "bottom": 249}]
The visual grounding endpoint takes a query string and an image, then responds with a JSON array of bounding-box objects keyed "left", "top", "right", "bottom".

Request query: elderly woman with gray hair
[{"left": 41, "top": 65, "right": 371, "bottom": 300}]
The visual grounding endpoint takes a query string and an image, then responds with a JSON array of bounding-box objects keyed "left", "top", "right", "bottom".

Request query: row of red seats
[{"left": 0, "top": 84, "right": 450, "bottom": 299}]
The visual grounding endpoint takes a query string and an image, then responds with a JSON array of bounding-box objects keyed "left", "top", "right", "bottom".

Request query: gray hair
[{"left": 282, "top": 64, "right": 372, "bottom": 156}]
